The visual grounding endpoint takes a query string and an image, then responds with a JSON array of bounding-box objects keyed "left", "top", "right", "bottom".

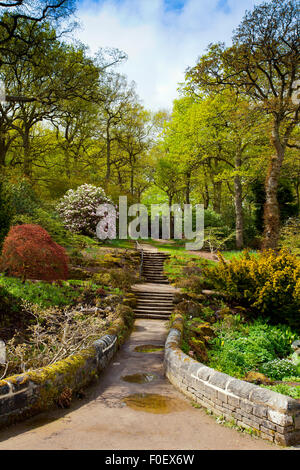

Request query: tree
[
  {"left": 152, "top": 145, "right": 185, "bottom": 207},
  {"left": 1, "top": 223, "right": 68, "bottom": 281},
  {"left": 161, "top": 92, "right": 268, "bottom": 248},
  {"left": 0, "top": 21, "right": 100, "bottom": 177},
  {"left": 186, "top": 0, "right": 299, "bottom": 249},
  {"left": 0, "top": 1, "right": 75, "bottom": 66},
  {"left": 202, "top": 92, "right": 268, "bottom": 249},
  {"left": 95, "top": 72, "right": 136, "bottom": 186},
  {"left": 51, "top": 100, "right": 99, "bottom": 180},
  {"left": 116, "top": 103, "right": 152, "bottom": 197}
]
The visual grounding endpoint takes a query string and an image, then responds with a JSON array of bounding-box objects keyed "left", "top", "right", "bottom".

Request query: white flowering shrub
[{"left": 57, "top": 184, "right": 116, "bottom": 236}]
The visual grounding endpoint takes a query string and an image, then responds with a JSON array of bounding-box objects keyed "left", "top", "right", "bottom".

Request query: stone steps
[
  {"left": 135, "top": 305, "right": 173, "bottom": 312},
  {"left": 134, "top": 313, "right": 171, "bottom": 320},
  {"left": 133, "top": 249, "right": 174, "bottom": 319}
]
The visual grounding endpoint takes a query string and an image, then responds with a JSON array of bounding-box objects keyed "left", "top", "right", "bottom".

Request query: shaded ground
[
  {"left": 0, "top": 319, "right": 278, "bottom": 450},
  {"left": 187, "top": 250, "right": 220, "bottom": 261}
]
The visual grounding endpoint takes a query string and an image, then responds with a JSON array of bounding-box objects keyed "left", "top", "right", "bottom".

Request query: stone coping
[{"left": 164, "top": 316, "right": 300, "bottom": 446}]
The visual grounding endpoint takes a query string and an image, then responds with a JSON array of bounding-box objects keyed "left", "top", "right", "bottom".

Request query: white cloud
[{"left": 75, "top": 0, "right": 260, "bottom": 111}]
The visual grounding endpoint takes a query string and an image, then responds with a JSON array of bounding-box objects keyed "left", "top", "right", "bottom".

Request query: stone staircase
[
  {"left": 133, "top": 290, "right": 175, "bottom": 320},
  {"left": 142, "top": 251, "right": 170, "bottom": 284},
  {"left": 132, "top": 248, "right": 175, "bottom": 320}
]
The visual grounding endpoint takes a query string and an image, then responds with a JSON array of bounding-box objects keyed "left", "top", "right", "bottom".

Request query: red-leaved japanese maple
[{"left": 1, "top": 224, "right": 68, "bottom": 281}]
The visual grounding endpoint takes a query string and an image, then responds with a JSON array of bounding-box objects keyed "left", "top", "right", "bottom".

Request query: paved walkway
[{"left": 0, "top": 319, "right": 277, "bottom": 450}]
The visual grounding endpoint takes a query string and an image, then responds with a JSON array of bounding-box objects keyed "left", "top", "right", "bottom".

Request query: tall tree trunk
[
  {"left": 105, "top": 126, "right": 111, "bottom": 185},
  {"left": 234, "top": 150, "right": 243, "bottom": 249},
  {"left": 130, "top": 164, "right": 134, "bottom": 195},
  {"left": 263, "top": 123, "right": 285, "bottom": 250},
  {"left": 202, "top": 180, "right": 209, "bottom": 209},
  {"left": 0, "top": 135, "right": 7, "bottom": 167}
]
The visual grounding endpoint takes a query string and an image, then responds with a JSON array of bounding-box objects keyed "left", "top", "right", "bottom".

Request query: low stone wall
[
  {"left": 164, "top": 317, "right": 300, "bottom": 446},
  {"left": 0, "top": 305, "right": 134, "bottom": 429}
]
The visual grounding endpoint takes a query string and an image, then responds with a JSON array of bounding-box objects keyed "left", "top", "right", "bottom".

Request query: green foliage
[
  {"left": 204, "top": 209, "right": 224, "bottom": 227},
  {"left": 0, "top": 284, "right": 22, "bottom": 315},
  {"left": 0, "top": 275, "right": 121, "bottom": 309},
  {"left": 0, "top": 276, "right": 85, "bottom": 308},
  {"left": 208, "top": 318, "right": 297, "bottom": 378},
  {"left": 249, "top": 179, "right": 298, "bottom": 234},
  {"left": 7, "top": 179, "right": 39, "bottom": 216},
  {"left": 11, "top": 205, "right": 96, "bottom": 249},
  {"left": 0, "top": 182, "right": 14, "bottom": 248},
  {"left": 203, "top": 227, "right": 236, "bottom": 252},
  {"left": 259, "top": 358, "right": 298, "bottom": 380},
  {"left": 262, "top": 384, "right": 300, "bottom": 400},
  {"left": 93, "top": 267, "right": 138, "bottom": 291},
  {"left": 204, "top": 249, "right": 300, "bottom": 329},
  {"left": 280, "top": 217, "right": 300, "bottom": 255}
]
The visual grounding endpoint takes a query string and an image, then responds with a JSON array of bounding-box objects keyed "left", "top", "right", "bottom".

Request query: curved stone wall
[
  {"left": 0, "top": 305, "right": 133, "bottom": 429},
  {"left": 164, "top": 316, "right": 300, "bottom": 446}
]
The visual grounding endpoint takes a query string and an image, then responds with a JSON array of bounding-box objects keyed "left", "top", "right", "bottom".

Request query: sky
[{"left": 75, "top": 0, "right": 260, "bottom": 111}]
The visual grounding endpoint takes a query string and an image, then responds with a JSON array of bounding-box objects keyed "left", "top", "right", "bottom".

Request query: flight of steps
[
  {"left": 142, "top": 251, "right": 170, "bottom": 284},
  {"left": 133, "top": 250, "right": 174, "bottom": 320},
  {"left": 133, "top": 291, "right": 174, "bottom": 320}
]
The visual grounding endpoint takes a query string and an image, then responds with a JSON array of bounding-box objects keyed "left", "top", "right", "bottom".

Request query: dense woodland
[{"left": 0, "top": 0, "right": 299, "bottom": 253}]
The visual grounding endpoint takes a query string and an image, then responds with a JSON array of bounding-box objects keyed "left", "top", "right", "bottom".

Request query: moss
[
  {"left": 169, "top": 313, "right": 184, "bottom": 335},
  {"left": 103, "top": 254, "right": 122, "bottom": 265},
  {"left": 123, "top": 293, "right": 137, "bottom": 308},
  {"left": 189, "top": 322, "right": 214, "bottom": 340},
  {"left": 244, "top": 371, "right": 272, "bottom": 385},
  {"left": 3, "top": 300, "right": 134, "bottom": 413},
  {"left": 0, "top": 379, "right": 9, "bottom": 388},
  {"left": 188, "top": 337, "right": 208, "bottom": 362}
]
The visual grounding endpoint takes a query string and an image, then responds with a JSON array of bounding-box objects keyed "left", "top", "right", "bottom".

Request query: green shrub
[
  {"left": 0, "top": 276, "right": 82, "bottom": 308},
  {"left": 6, "top": 179, "right": 39, "bottom": 215},
  {"left": 203, "top": 227, "right": 236, "bottom": 252},
  {"left": 12, "top": 206, "right": 95, "bottom": 249},
  {"left": 207, "top": 319, "right": 297, "bottom": 378},
  {"left": 203, "top": 249, "right": 300, "bottom": 329},
  {"left": 0, "top": 182, "right": 14, "bottom": 248},
  {"left": 262, "top": 383, "right": 300, "bottom": 400},
  {"left": 204, "top": 209, "right": 223, "bottom": 227},
  {"left": 0, "top": 284, "right": 22, "bottom": 315},
  {"left": 280, "top": 217, "right": 300, "bottom": 255},
  {"left": 105, "top": 268, "right": 138, "bottom": 290},
  {"left": 259, "top": 358, "right": 298, "bottom": 380}
]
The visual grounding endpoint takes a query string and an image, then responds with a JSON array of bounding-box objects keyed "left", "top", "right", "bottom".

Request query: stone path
[{"left": 0, "top": 319, "right": 276, "bottom": 450}]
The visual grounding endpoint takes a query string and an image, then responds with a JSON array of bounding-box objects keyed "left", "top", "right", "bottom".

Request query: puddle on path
[
  {"left": 134, "top": 344, "right": 164, "bottom": 353},
  {"left": 123, "top": 393, "right": 188, "bottom": 414},
  {"left": 121, "top": 373, "right": 158, "bottom": 384},
  {"left": 132, "top": 325, "right": 146, "bottom": 332}
]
